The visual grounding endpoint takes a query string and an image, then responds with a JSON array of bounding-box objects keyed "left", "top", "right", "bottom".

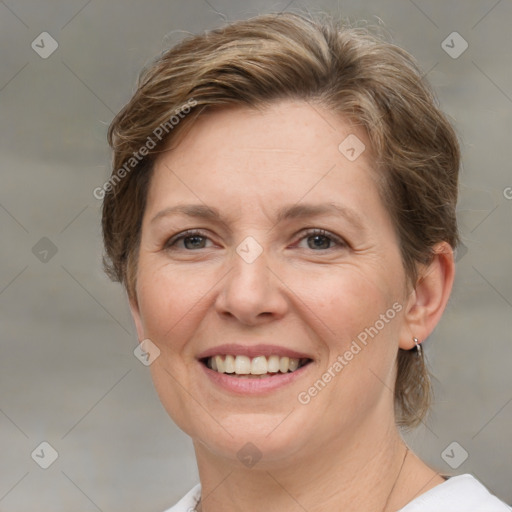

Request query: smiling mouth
[{"left": 201, "top": 355, "right": 312, "bottom": 378}]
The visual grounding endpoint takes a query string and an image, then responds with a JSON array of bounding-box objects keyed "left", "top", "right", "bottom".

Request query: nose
[{"left": 214, "top": 243, "right": 289, "bottom": 326}]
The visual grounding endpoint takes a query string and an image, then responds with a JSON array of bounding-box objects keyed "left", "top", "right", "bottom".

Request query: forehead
[
  {"left": 161, "top": 100, "right": 371, "bottom": 167},
  {"left": 147, "top": 100, "right": 380, "bottom": 211}
]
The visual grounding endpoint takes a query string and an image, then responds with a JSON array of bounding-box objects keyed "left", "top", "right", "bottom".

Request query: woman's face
[{"left": 130, "top": 100, "right": 414, "bottom": 465}]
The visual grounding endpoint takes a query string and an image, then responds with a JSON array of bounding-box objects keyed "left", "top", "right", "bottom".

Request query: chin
[{"left": 180, "top": 407, "right": 320, "bottom": 469}]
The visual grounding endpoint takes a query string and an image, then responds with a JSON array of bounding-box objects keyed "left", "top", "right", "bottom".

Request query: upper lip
[{"left": 197, "top": 344, "right": 313, "bottom": 360}]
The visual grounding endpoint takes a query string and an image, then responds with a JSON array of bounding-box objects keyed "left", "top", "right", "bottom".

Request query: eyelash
[{"left": 164, "top": 228, "right": 347, "bottom": 251}]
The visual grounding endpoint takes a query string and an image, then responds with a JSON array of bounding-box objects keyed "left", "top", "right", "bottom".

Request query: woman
[{"left": 101, "top": 12, "right": 511, "bottom": 512}]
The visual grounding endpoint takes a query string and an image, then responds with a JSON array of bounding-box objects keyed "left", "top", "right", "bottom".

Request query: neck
[{"left": 193, "top": 413, "right": 413, "bottom": 512}]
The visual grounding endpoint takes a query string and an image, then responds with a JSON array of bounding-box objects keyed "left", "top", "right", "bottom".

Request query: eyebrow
[{"left": 150, "top": 202, "right": 365, "bottom": 230}]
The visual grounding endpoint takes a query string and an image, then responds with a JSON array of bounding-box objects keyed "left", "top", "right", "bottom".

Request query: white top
[{"left": 164, "top": 475, "right": 511, "bottom": 512}]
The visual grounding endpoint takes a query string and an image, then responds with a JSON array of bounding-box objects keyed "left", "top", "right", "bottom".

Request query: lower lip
[{"left": 199, "top": 362, "right": 312, "bottom": 395}]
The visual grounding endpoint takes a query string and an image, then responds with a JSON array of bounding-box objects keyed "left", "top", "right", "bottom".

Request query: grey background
[{"left": 1, "top": 0, "right": 511, "bottom": 510}]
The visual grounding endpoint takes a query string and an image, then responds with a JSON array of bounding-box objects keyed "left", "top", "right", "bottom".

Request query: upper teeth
[{"left": 206, "top": 355, "right": 304, "bottom": 375}]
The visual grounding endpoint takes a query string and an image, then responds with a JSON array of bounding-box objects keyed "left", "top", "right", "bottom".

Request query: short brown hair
[{"left": 102, "top": 12, "right": 460, "bottom": 428}]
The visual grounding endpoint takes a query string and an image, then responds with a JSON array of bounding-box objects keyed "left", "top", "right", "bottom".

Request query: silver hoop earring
[{"left": 413, "top": 337, "right": 422, "bottom": 357}]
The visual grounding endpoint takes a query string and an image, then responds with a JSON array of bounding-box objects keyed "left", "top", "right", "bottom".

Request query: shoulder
[
  {"left": 398, "top": 474, "right": 511, "bottom": 512},
  {"left": 161, "top": 484, "right": 201, "bottom": 512},
  {"left": 161, "top": 477, "right": 511, "bottom": 512}
]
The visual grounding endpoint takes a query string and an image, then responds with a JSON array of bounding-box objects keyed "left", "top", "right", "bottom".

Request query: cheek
[
  {"left": 294, "top": 264, "right": 399, "bottom": 343},
  {"left": 306, "top": 273, "right": 403, "bottom": 392},
  {"left": 135, "top": 261, "right": 216, "bottom": 434},
  {"left": 301, "top": 264, "right": 405, "bottom": 410},
  {"left": 135, "top": 260, "right": 214, "bottom": 353}
]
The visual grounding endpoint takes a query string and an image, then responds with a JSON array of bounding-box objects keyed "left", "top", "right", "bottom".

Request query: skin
[{"left": 129, "top": 100, "right": 455, "bottom": 512}]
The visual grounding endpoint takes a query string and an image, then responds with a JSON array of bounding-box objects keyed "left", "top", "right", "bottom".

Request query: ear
[
  {"left": 398, "top": 241, "right": 455, "bottom": 350},
  {"left": 128, "top": 292, "right": 146, "bottom": 342}
]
